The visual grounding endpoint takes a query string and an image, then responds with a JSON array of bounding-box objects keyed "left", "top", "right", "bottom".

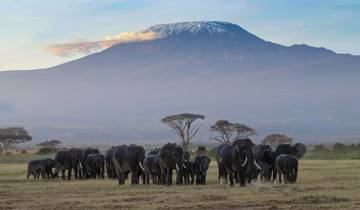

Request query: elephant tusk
[
  {"left": 241, "top": 157, "right": 248, "bottom": 167},
  {"left": 79, "top": 162, "right": 83, "bottom": 169},
  {"left": 183, "top": 163, "right": 187, "bottom": 169},
  {"left": 139, "top": 161, "right": 145, "bottom": 171},
  {"left": 176, "top": 163, "right": 180, "bottom": 171},
  {"left": 254, "top": 160, "right": 262, "bottom": 170}
]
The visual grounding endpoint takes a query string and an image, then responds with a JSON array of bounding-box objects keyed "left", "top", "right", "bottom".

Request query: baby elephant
[
  {"left": 194, "top": 154, "right": 211, "bottom": 185},
  {"left": 275, "top": 154, "right": 298, "bottom": 184}
]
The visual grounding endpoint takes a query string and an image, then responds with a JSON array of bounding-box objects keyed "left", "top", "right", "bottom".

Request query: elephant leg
[
  {"left": 203, "top": 174, "right": 207, "bottom": 185},
  {"left": 228, "top": 170, "right": 234, "bottom": 186},
  {"left": 239, "top": 167, "right": 246, "bottom": 187},
  {"left": 67, "top": 168, "right": 72, "bottom": 180}
]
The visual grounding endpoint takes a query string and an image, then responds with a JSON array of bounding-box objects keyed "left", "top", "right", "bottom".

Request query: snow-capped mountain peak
[{"left": 144, "top": 21, "right": 248, "bottom": 38}]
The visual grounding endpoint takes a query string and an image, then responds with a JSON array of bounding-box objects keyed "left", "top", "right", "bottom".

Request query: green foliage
[
  {"left": 304, "top": 143, "right": 360, "bottom": 160},
  {"left": 35, "top": 147, "right": 56, "bottom": 155}
]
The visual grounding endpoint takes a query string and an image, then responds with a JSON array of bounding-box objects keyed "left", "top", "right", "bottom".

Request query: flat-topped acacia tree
[
  {"left": 161, "top": 113, "right": 205, "bottom": 152},
  {"left": 210, "top": 120, "right": 256, "bottom": 144},
  {"left": 262, "top": 133, "right": 293, "bottom": 149},
  {"left": 0, "top": 127, "right": 32, "bottom": 155}
]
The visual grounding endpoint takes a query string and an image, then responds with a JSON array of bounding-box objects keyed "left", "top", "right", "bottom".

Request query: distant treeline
[{"left": 305, "top": 143, "right": 360, "bottom": 160}]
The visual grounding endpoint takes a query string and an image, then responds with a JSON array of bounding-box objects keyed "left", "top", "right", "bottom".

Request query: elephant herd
[
  {"left": 27, "top": 139, "right": 306, "bottom": 187},
  {"left": 216, "top": 140, "right": 306, "bottom": 187}
]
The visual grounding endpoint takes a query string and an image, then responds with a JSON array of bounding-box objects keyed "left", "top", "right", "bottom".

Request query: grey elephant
[{"left": 113, "top": 144, "right": 146, "bottom": 185}]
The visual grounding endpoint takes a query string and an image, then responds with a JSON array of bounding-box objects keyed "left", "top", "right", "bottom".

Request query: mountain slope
[{"left": 0, "top": 21, "right": 359, "bottom": 144}]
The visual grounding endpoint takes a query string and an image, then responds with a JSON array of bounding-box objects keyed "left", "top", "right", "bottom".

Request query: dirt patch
[{"left": 296, "top": 195, "right": 350, "bottom": 204}]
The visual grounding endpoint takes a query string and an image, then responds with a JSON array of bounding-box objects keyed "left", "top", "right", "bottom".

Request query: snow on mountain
[{"left": 1, "top": 21, "right": 360, "bottom": 144}]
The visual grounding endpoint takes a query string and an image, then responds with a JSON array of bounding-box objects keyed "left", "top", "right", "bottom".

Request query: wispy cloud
[{"left": 45, "top": 31, "right": 159, "bottom": 57}]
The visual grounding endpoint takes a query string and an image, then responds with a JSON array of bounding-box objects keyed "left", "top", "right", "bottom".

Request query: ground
[{"left": 0, "top": 160, "right": 359, "bottom": 210}]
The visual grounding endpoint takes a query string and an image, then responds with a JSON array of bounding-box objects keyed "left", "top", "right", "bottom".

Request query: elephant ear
[
  {"left": 289, "top": 146, "right": 298, "bottom": 156},
  {"left": 294, "top": 143, "right": 307, "bottom": 159}
]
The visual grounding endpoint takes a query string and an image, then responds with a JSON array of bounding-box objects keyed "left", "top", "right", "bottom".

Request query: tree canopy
[
  {"left": 262, "top": 133, "right": 293, "bottom": 149},
  {"left": 161, "top": 113, "right": 205, "bottom": 152},
  {"left": 0, "top": 127, "right": 32, "bottom": 155},
  {"left": 37, "top": 139, "right": 62, "bottom": 150},
  {"left": 210, "top": 120, "right": 256, "bottom": 143}
]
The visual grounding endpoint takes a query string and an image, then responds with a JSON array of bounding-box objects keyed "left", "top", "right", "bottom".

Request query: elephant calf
[
  {"left": 194, "top": 154, "right": 211, "bottom": 185},
  {"left": 182, "top": 159, "right": 195, "bottom": 185},
  {"left": 27, "top": 160, "right": 44, "bottom": 179},
  {"left": 275, "top": 154, "right": 298, "bottom": 184}
]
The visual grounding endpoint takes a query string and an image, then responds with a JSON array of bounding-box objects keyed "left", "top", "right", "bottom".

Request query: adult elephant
[
  {"left": 85, "top": 153, "right": 105, "bottom": 179},
  {"left": 252, "top": 144, "right": 273, "bottom": 181},
  {"left": 67, "top": 148, "right": 85, "bottom": 179},
  {"left": 158, "top": 143, "right": 184, "bottom": 185},
  {"left": 233, "top": 138, "right": 256, "bottom": 184},
  {"left": 270, "top": 144, "right": 298, "bottom": 182},
  {"left": 182, "top": 159, "right": 195, "bottom": 185},
  {"left": 105, "top": 146, "right": 117, "bottom": 179},
  {"left": 294, "top": 143, "right": 307, "bottom": 159},
  {"left": 275, "top": 154, "right": 299, "bottom": 184},
  {"left": 113, "top": 144, "right": 146, "bottom": 185},
  {"left": 54, "top": 150, "right": 74, "bottom": 180}
]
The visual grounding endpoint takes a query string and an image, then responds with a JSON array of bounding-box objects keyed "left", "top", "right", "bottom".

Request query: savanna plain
[{"left": 1, "top": 158, "right": 359, "bottom": 210}]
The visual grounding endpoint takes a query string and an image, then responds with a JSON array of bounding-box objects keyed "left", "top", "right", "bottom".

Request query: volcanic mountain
[{"left": 1, "top": 21, "right": 359, "bottom": 143}]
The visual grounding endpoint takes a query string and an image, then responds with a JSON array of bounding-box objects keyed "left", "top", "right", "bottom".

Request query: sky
[{"left": 0, "top": 0, "right": 359, "bottom": 71}]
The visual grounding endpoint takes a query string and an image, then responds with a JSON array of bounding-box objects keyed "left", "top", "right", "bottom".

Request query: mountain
[{"left": 1, "top": 21, "right": 360, "bottom": 144}]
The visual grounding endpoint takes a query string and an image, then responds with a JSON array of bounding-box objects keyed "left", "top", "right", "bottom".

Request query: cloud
[{"left": 45, "top": 31, "right": 159, "bottom": 57}]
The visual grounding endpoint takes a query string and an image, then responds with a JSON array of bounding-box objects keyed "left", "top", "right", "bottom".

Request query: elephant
[
  {"left": 113, "top": 144, "right": 146, "bottom": 185},
  {"left": 218, "top": 139, "right": 253, "bottom": 187},
  {"left": 67, "top": 148, "right": 85, "bottom": 179},
  {"left": 194, "top": 154, "right": 211, "bottom": 185},
  {"left": 252, "top": 144, "right": 273, "bottom": 181},
  {"left": 233, "top": 139, "right": 256, "bottom": 184},
  {"left": 41, "top": 158, "right": 56, "bottom": 179},
  {"left": 53, "top": 148, "right": 84, "bottom": 180},
  {"left": 182, "top": 159, "right": 195, "bottom": 185},
  {"left": 83, "top": 147, "right": 100, "bottom": 178},
  {"left": 143, "top": 154, "right": 162, "bottom": 184},
  {"left": 158, "top": 143, "right": 184, "bottom": 185},
  {"left": 85, "top": 153, "right": 105, "bottom": 179},
  {"left": 275, "top": 154, "right": 298, "bottom": 184},
  {"left": 105, "top": 146, "right": 117, "bottom": 179},
  {"left": 294, "top": 143, "right": 307, "bottom": 159},
  {"left": 27, "top": 160, "right": 44, "bottom": 179},
  {"left": 147, "top": 148, "right": 160, "bottom": 155},
  {"left": 54, "top": 150, "right": 74, "bottom": 180},
  {"left": 215, "top": 144, "right": 228, "bottom": 184},
  {"left": 270, "top": 144, "right": 298, "bottom": 182}
]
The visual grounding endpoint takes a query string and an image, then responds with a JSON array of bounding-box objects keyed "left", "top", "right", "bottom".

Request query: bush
[
  {"left": 20, "top": 149, "right": 27, "bottom": 154},
  {"left": 35, "top": 147, "right": 56, "bottom": 155},
  {"left": 4, "top": 151, "right": 14, "bottom": 156}
]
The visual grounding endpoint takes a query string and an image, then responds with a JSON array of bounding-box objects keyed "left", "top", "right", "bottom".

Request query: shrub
[
  {"left": 20, "top": 149, "right": 27, "bottom": 154},
  {"left": 4, "top": 151, "right": 14, "bottom": 156},
  {"left": 35, "top": 147, "right": 55, "bottom": 155}
]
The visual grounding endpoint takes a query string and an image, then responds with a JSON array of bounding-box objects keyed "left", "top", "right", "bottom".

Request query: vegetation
[
  {"left": 0, "top": 127, "right": 32, "bottom": 155},
  {"left": 161, "top": 113, "right": 205, "bottom": 152},
  {"left": 305, "top": 143, "right": 360, "bottom": 160},
  {"left": 210, "top": 120, "right": 256, "bottom": 143},
  {"left": 262, "top": 133, "right": 293, "bottom": 149},
  {"left": 37, "top": 139, "right": 62, "bottom": 151},
  {"left": 0, "top": 160, "right": 359, "bottom": 209}
]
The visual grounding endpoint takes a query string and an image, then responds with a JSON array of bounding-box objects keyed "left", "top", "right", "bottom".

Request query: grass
[{"left": 0, "top": 160, "right": 360, "bottom": 209}]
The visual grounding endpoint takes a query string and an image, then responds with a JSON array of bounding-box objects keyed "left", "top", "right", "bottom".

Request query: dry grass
[{"left": 0, "top": 160, "right": 360, "bottom": 210}]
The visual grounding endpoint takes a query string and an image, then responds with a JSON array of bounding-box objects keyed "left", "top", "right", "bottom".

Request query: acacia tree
[
  {"left": 37, "top": 139, "right": 62, "bottom": 151},
  {"left": 161, "top": 113, "right": 205, "bottom": 152},
  {"left": 0, "top": 127, "right": 32, "bottom": 155},
  {"left": 262, "top": 133, "right": 293, "bottom": 149},
  {"left": 210, "top": 120, "right": 256, "bottom": 143}
]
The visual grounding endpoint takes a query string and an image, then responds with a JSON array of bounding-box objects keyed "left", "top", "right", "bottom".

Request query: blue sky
[{"left": 0, "top": 0, "right": 359, "bottom": 70}]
